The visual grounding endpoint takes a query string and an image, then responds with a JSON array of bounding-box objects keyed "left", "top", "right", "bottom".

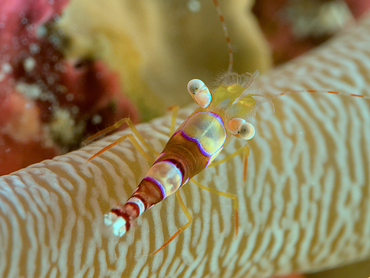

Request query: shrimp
[{"left": 84, "top": 0, "right": 370, "bottom": 256}]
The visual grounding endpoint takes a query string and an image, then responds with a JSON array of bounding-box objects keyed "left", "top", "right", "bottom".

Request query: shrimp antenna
[
  {"left": 212, "top": 0, "right": 233, "bottom": 73},
  {"left": 254, "top": 89, "right": 370, "bottom": 110},
  {"left": 272, "top": 90, "right": 370, "bottom": 101}
]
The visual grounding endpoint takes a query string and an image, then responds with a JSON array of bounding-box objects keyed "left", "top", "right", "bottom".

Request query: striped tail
[{"left": 104, "top": 178, "right": 164, "bottom": 236}]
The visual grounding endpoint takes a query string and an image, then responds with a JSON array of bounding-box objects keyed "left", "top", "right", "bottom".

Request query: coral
[
  {"left": 0, "top": 0, "right": 139, "bottom": 175},
  {"left": 252, "top": 0, "right": 357, "bottom": 65},
  {"left": 343, "top": 0, "right": 370, "bottom": 18},
  {"left": 0, "top": 10, "right": 369, "bottom": 278}
]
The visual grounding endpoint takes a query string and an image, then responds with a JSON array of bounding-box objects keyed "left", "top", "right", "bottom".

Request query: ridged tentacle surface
[{"left": 1, "top": 14, "right": 370, "bottom": 278}]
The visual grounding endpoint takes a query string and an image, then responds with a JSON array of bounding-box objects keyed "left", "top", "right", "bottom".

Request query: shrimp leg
[
  {"left": 151, "top": 190, "right": 193, "bottom": 256},
  {"left": 85, "top": 104, "right": 180, "bottom": 162},
  {"left": 86, "top": 134, "right": 155, "bottom": 164},
  {"left": 208, "top": 144, "right": 250, "bottom": 181},
  {"left": 83, "top": 118, "right": 159, "bottom": 157},
  {"left": 190, "top": 178, "right": 239, "bottom": 237},
  {"left": 167, "top": 105, "right": 179, "bottom": 136}
]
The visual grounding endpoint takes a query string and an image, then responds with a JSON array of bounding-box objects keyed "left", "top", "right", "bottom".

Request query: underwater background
[{"left": 0, "top": 0, "right": 369, "bottom": 277}]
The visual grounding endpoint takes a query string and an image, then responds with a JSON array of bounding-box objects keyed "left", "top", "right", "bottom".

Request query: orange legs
[
  {"left": 190, "top": 178, "right": 239, "bottom": 237},
  {"left": 151, "top": 190, "right": 192, "bottom": 256},
  {"left": 151, "top": 177, "right": 240, "bottom": 255},
  {"left": 85, "top": 134, "right": 155, "bottom": 164},
  {"left": 151, "top": 151, "right": 243, "bottom": 254},
  {"left": 84, "top": 106, "right": 182, "bottom": 163},
  {"left": 208, "top": 144, "right": 250, "bottom": 181},
  {"left": 200, "top": 144, "right": 251, "bottom": 238},
  {"left": 167, "top": 105, "right": 179, "bottom": 136},
  {"left": 84, "top": 109, "right": 244, "bottom": 255},
  {"left": 83, "top": 117, "right": 160, "bottom": 162}
]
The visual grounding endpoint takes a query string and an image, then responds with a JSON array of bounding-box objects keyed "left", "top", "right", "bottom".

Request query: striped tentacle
[{"left": 0, "top": 10, "right": 370, "bottom": 278}]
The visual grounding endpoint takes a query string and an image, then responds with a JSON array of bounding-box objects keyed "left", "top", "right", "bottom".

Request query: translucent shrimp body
[
  {"left": 104, "top": 73, "right": 259, "bottom": 239},
  {"left": 91, "top": 0, "right": 370, "bottom": 256}
]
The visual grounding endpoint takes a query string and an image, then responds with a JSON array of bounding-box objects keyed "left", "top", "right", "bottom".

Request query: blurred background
[{"left": 0, "top": 0, "right": 369, "bottom": 277}]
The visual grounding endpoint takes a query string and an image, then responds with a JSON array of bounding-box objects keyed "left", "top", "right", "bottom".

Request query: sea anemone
[{"left": 0, "top": 10, "right": 369, "bottom": 277}]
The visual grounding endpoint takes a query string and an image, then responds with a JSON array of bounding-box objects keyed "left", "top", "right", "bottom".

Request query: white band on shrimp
[
  {"left": 104, "top": 212, "right": 127, "bottom": 237},
  {"left": 127, "top": 196, "right": 145, "bottom": 216},
  {"left": 145, "top": 161, "right": 183, "bottom": 198}
]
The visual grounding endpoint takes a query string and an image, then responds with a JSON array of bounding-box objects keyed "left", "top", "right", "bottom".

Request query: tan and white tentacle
[{"left": 0, "top": 12, "right": 370, "bottom": 278}]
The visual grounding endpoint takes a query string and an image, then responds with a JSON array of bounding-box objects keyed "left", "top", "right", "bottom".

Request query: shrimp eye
[
  {"left": 227, "top": 118, "right": 255, "bottom": 140},
  {"left": 187, "top": 79, "right": 212, "bottom": 108},
  {"left": 187, "top": 79, "right": 204, "bottom": 95}
]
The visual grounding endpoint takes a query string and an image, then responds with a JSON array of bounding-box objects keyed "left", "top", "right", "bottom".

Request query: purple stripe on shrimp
[
  {"left": 180, "top": 130, "right": 212, "bottom": 157},
  {"left": 206, "top": 112, "right": 224, "bottom": 127},
  {"left": 154, "top": 152, "right": 166, "bottom": 163},
  {"left": 180, "top": 111, "right": 226, "bottom": 157},
  {"left": 144, "top": 177, "right": 167, "bottom": 199},
  {"left": 181, "top": 177, "right": 190, "bottom": 187},
  {"left": 163, "top": 160, "right": 183, "bottom": 181}
]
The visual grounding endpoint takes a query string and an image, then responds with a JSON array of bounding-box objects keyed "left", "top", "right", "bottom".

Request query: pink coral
[
  {"left": 0, "top": 0, "right": 139, "bottom": 175},
  {"left": 343, "top": 0, "right": 370, "bottom": 18},
  {"left": 252, "top": 0, "right": 370, "bottom": 65}
]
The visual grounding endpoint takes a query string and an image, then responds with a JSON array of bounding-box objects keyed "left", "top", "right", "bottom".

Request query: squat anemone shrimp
[
  {"left": 1, "top": 1, "right": 370, "bottom": 277},
  {"left": 84, "top": 0, "right": 370, "bottom": 258}
]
